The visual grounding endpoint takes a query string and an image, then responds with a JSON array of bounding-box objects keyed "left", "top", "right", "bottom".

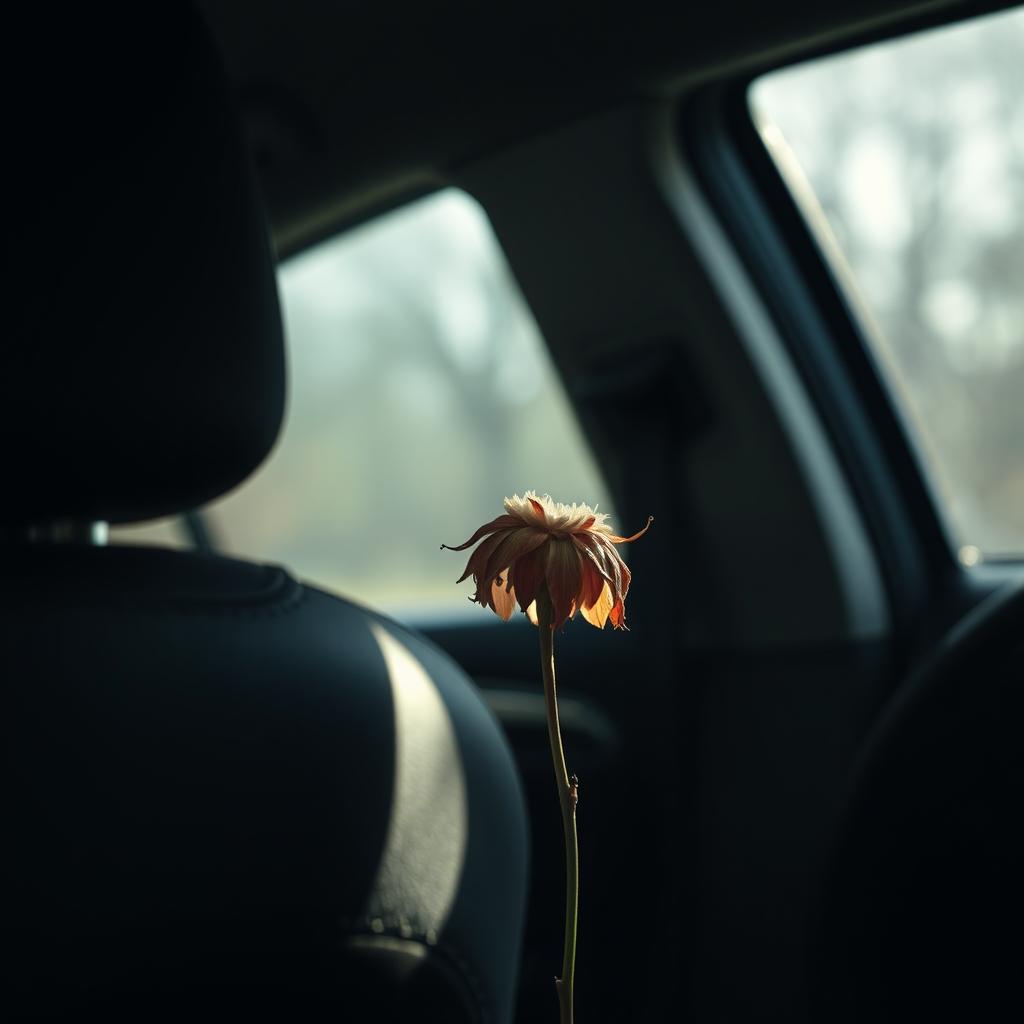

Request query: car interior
[{"left": 5, "top": 1, "right": 1022, "bottom": 1021}]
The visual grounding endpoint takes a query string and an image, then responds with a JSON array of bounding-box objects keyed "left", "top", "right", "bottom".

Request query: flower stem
[{"left": 536, "top": 587, "right": 578, "bottom": 1024}]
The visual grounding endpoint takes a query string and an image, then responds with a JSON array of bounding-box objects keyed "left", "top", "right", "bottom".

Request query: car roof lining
[{"left": 198, "top": 0, "right": 1016, "bottom": 252}]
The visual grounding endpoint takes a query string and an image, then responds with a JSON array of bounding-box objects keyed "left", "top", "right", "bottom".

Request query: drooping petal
[
  {"left": 490, "top": 574, "right": 517, "bottom": 621},
  {"left": 571, "top": 534, "right": 615, "bottom": 591},
  {"left": 604, "top": 515, "right": 654, "bottom": 545},
  {"left": 455, "top": 529, "right": 509, "bottom": 585},
  {"left": 575, "top": 533, "right": 632, "bottom": 628},
  {"left": 441, "top": 514, "right": 522, "bottom": 552},
  {"left": 580, "top": 579, "right": 614, "bottom": 629},
  {"left": 579, "top": 557, "right": 607, "bottom": 610},
  {"left": 509, "top": 544, "right": 548, "bottom": 616},
  {"left": 480, "top": 527, "right": 549, "bottom": 593},
  {"left": 525, "top": 600, "right": 539, "bottom": 626},
  {"left": 545, "top": 537, "right": 584, "bottom": 629},
  {"left": 573, "top": 532, "right": 622, "bottom": 602},
  {"left": 594, "top": 534, "right": 632, "bottom": 600}
]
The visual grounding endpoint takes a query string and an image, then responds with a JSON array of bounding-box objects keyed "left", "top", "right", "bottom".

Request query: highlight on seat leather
[{"left": 2, "top": 7, "right": 528, "bottom": 1021}]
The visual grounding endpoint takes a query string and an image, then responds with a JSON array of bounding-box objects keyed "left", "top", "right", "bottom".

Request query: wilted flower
[{"left": 443, "top": 491, "right": 652, "bottom": 629}]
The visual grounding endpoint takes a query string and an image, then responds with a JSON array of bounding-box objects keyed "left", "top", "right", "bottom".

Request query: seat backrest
[
  {"left": 812, "top": 581, "right": 1024, "bottom": 1022},
  {"left": 2, "top": 8, "right": 528, "bottom": 1020}
]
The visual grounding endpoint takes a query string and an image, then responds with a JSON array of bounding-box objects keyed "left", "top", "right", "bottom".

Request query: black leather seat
[
  {"left": 3, "top": 8, "right": 527, "bottom": 1020},
  {"left": 813, "top": 580, "right": 1024, "bottom": 1022}
]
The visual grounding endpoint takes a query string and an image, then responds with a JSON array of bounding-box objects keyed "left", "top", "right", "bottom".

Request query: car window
[
  {"left": 750, "top": 6, "right": 1024, "bottom": 563},
  {"left": 113, "top": 188, "right": 613, "bottom": 617}
]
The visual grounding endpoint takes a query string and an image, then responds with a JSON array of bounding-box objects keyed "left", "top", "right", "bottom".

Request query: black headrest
[{"left": 5, "top": 6, "right": 284, "bottom": 526}]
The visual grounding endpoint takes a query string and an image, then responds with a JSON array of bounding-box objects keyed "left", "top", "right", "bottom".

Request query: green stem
[{"left": 536, "top": 588, "right": 578, "bottom": 1024}]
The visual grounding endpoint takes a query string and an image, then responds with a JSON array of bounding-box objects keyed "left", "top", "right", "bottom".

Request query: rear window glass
[
  {"left": 751, "top": 7, "right": 1024, "bottom": 563},
  {"left": 113, "top": 189, "right": 614, "bottom": 616}
]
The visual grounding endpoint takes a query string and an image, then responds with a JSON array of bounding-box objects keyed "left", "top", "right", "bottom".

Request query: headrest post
[{"left": 4, "top": 522, "right": 110, "bottom": 546}]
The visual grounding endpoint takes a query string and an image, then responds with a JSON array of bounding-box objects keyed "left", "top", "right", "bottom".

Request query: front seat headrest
[{"left": 5, "top": 6, "right": 285, "bottom": 526}]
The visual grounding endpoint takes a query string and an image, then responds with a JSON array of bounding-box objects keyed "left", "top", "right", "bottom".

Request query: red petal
[
  {"left": 510, "top": 544, "right": 548, "bottom": 614},
  {"left": 580, "top": 559, "right": 606, "bottom": 610},
  {"left": 441, "top": 514, "right": 522, "bottom": 552},
  {"left": 575, "top": 533, "right": 631, "bottom": 627},
  {"left": 481, "top": 528, "right": 549, "bottom": 592},
  {"left": 545, "top": 538, "right": 583, "bottom": 629},
  {"left": 608, "top": 542, "right": 632, "bottom": 600},
  {"left": 573, "top": 533, "right": 622, "bottom": 600},
  {"left": 528, "top": 497, "right": 547, "bottom": 522},
  {"left": 571, "top": 534, "right": 614, "bottom": 589},
  {"left": 455, "top": 529, "right": 508, "bottom": 584}
]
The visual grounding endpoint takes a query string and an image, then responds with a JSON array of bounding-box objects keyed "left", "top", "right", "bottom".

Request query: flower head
[{"left": 443, "top": 492, "right": 652, "bottom": 630}]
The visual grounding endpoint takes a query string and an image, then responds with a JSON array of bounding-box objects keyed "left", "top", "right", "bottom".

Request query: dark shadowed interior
[{"left": 3, "top": 1, "right": 1021, "bottom": 1021}]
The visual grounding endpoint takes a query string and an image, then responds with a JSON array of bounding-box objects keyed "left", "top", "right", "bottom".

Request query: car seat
[
  {"left": 812, "top": 580, "right": 1024, "bottom": 1022},
  {"left": 2, "top": 7, "right": 527, "bottom": 1021}
]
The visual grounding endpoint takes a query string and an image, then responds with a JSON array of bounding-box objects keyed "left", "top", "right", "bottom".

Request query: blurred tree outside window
[
  {"left": 113, "top": 189, "right": 613, "bottom": 618},
  {"left": 751, "top": 6, "right": 1024, "bottom": 562}
]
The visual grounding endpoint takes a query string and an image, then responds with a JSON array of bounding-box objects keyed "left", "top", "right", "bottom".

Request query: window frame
[{"left": 677, "top": 5, "right": 1024, "bottom": 635}]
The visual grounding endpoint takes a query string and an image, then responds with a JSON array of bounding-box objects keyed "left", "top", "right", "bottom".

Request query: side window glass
[
  {"left": 751, "top": 7, "right": 1024, "bottom": 562},
  {"left": 115, "top": 189, "right": 614, "bottom": 617}
]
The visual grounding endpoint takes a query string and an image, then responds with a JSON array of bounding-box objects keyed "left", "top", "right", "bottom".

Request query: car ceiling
[{"left": 199, "top": 0, "right": 1010, "bottom": 255}]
